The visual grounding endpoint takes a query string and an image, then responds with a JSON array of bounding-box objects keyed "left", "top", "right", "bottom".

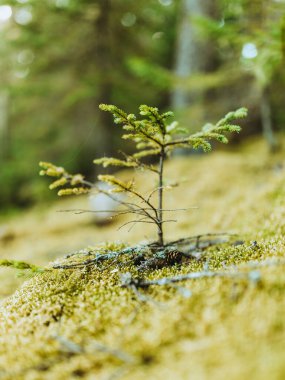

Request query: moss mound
[
  {"left": 1, "top": 137, "right": 285, "bottom": 379},
  {"left": 1, "top": 238, "right": 285, "bottom": 379}
]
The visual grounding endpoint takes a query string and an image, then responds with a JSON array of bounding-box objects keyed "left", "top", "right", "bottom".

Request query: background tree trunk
[
  {"left": 94, "top": 0, "right": 113, "bottom": 160},
  {"left": 171, "top": 0, "right": 217, "bottom": 110},
  {"left": 260, "top": 87, "right": 278, "bottom": 152},
  {"left": 0, "top": 91, "right": 9, "bottom": 161}
]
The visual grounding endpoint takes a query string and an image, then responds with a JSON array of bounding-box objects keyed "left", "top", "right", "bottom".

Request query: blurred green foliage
[
  {"left": 0, "top": 0, "right": 178, "bottom": 208},
  {"left": 0, "top": 0, "right": 284, "bottom": 209}
]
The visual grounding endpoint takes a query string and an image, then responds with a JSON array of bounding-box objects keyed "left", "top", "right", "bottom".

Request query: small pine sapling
[
  {"left": 1, "top": 105, "right": 246, "bottom": 275},
  {"left": 39, "top": 104, "right": 247, "bottom": 248}
]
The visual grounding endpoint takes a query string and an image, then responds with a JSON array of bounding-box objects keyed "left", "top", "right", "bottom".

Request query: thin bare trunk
[{"left": 157, "top": 147, "right": 165, "bottom": 246}]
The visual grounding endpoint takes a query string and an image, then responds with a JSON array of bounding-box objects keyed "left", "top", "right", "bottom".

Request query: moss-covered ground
[{"left": 0, "top": 137, "right": 285, "bottom": 379}]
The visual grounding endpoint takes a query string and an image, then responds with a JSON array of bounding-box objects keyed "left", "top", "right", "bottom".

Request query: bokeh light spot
[
  {"left": 152, "top": 32, "right": 164, "bottom": 40},
  {"left": 14, "top": 68, "right": 30, "bottom": 79},
  {"left": 159, "top": 0, "right": 172, "bottom": 6},
  {"left": 55, "top": 0, "right": 70, "bottom": 8},
  {"left": 121, "top": 13, "right": 136, "bottom": 27},
  {"left": 17, "top": 49, "right": 35, "bottom": 65},
  {"left": 0, "top": 5, "right": 12, "bottom": 23},
  {"left": 14, "top": 7, "right": 33, "bottom": 25},
  {"left": 242, "top": 43, "right": 258, "bottom": 59}
]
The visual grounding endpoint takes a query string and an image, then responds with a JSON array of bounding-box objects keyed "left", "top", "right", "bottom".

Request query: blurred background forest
[{"left": 0, "top": 0, "right": 285, "bottom": 211}]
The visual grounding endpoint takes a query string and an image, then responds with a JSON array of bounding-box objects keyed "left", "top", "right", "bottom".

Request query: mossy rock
[
  {"left": 1, "top": 238, "right": 285, "bottom": 380},
  {"left": 1, "top": 136, "right": 285, "bottom": 379}
]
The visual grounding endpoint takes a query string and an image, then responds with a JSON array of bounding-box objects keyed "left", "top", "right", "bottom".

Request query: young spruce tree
[{"left": 39, "top": 104, "right": 247, "bottom": 247}]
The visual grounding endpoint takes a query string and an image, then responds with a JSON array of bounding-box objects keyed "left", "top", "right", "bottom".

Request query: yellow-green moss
[
  {"left": 1, "top": 238, "right": 285, "bottom": 379},
  {"left": 1, "top": 136, "right": 285, "bottom": 379}
]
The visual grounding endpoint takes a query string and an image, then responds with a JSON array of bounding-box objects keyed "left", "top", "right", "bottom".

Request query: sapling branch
[{"left": 58, "top": 207, "right": 196, "bottom": 215}]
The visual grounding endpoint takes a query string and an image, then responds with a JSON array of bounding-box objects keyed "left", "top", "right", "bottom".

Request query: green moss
[
  {"left": 0, "top": 236, "right": 285, "bottom": 379},
  {"left": 1, "top": 137, "right": 285, "bottom": 379}
]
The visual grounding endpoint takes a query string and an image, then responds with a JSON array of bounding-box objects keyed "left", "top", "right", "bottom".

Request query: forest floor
[{"left": 0, "top": 136, "right": 285, "bottom": 379}]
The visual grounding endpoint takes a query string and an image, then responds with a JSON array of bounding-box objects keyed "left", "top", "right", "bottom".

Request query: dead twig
[
  {"left": 52, "top": 334, "right": 84, "bottom": 355},
  {"left": 53, "top": 246, "right": 144, "bottom": 270},
  {"left": 121, "top": 257, "right": 285, "bottom": 293},
  {"left": 52, "top": 334, "right": 135, "bottom": 380},
  {"left": 163, "top": 232, "right": 237, "bottom": 249},
  {"left": 52, "top": 334, "right": 135, "bottom": 363},
  {"left": 120, "top": 269, "right": 254, "bottom": 290},
  {"left": 54, "top": 233, "right": 233, "bottom": 271},
  {"left": 90, "top": 341, "right": 135, "bottom": 364}
]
